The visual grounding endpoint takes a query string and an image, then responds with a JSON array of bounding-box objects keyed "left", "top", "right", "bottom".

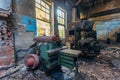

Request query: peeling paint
[
  {"left": 96, "top": 20, "right": 120, "bottom": 41},
  {"left": 19, "top": 15, "right": 37, "bottom": 35}
]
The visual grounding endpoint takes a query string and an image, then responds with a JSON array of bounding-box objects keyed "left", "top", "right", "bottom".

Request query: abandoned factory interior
[{"left": 0, "top": 0, "right": 120, "bottom": 80}]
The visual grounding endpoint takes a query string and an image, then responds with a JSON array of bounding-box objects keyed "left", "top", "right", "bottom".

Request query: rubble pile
[
  {"left": 0, "top": 46, "right": 120, "bottom": 80},
  {"left": 0, "top": 65, "right": 54, "bottom": 80},
  {"left": 76, "top": 46, "right": 120, "bottom": 80},
  {"left": 78, "top": 61, "right": 120, "bottom": 80}
]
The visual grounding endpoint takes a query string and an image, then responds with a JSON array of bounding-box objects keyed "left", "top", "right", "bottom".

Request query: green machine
[
  {"left": 24, "top": 36, "right": 63, "bottom": 71},
  {"left": 39, "top": 42, "right": 61, "bottom": 69},
  {"left": 34, "top": 36, "right": 63, "bottom": 70},
  {"left": 24, "top": 36, "right": 82, "bottom": 77},
  {"left": 59, "top": 49, "right": 82, "bottom": 73}
]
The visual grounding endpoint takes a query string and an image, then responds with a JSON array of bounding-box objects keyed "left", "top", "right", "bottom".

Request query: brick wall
[{"left": 0, "top": 20, "right": 14, "bottom": 66}]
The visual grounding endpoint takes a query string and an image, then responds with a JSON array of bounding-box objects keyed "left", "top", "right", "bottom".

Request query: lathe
[
  {"left": 23, "top": 20, "right": 101, "bottom": 79},
  {"left": 24, "top": 35, "right": 81, "bottom": 77}
]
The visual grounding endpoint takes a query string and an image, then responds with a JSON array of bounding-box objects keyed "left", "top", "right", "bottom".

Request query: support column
[
  {"left": 53, "top": 2, "right": 58, "bottom": 35},
  {"left": 72, "top": 6, "right": 77, "bottom": 22}
]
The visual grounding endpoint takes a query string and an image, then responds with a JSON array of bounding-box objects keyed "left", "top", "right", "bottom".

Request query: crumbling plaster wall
[
  {"left": 15, "top": 0, "right": 75, "bottom": 49},
  {"left": 15, "top": 0, "right": 36, "bottom": 50}
]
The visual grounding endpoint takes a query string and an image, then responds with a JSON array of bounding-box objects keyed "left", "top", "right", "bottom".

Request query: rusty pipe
[{"left": 33, "top": 36, "right": 61, "bottom": 42}]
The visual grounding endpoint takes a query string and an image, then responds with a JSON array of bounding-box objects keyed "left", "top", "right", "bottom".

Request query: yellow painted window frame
[{"left": 35, "top": 0, "right": 51, "bottom": 36}]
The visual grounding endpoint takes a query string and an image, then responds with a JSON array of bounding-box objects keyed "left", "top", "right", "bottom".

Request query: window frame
[
  {"left": 35, "top": 0, "right": 51, "bottom": 36},
  {"left": 57, "top": 7, "right": 66, "bottom": 39},
  {"left": 35, "top": 0, "right": 51, "bottom": 22}
]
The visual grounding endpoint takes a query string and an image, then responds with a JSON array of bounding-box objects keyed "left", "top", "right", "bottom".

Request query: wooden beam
[
  {"left": 0, "top": 64, "right": 24, "bottom": 79},
  {"left": 89, "top": 8, "right": 120, "bottom": 18},
  {"left": 75, "top": 0, "right": 82, "bottom": 6},
  {"left": 89, "top": 13, "right": 120, "bottom": 22}
]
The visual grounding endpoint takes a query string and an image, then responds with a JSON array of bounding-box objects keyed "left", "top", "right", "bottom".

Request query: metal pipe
[
  {"left": 33, "top": 36, "right": 60, "bottom": 42},
  {"left": 75, "top": 0, "right": 82, "bottom": 6},
  {"left": 13, "top": 32, "right": 17, "bottom": 67}
]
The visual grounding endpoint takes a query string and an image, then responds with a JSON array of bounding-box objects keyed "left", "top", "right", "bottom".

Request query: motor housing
[{"left": 24, "top": 54, "right": 39, "bottom": 69}]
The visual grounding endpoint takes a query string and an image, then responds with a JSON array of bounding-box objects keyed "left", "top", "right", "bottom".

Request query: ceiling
[{"left": 75, "top": 0, "right": 111, "bottom": 10}]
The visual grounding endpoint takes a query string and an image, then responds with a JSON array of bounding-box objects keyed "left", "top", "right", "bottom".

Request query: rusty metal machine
[
  {"left": 24, "top": 35, "right": 64, "bottom": 71},
  {"left": 23, "top": 20, "right": 101, "bottom": 79},
  {"left": 69, "top": 20, "right": 101, "bottom": 56},
  {"left": 24, "top": 35, "right": 81, "bottom": 79}
]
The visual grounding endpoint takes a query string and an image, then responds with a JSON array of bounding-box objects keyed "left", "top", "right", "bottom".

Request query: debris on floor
[
  {"left": 78, "top": 60, "right": 120, "bottom": 80},
  {"left": 0, "top": 46, "right": 120, "bottom": 80},
  {"left": 76, "top": 46, "right": 120, "bottom": 80},
  {"left": 0, "top": 64, "right": 54, "bottom": 80}
]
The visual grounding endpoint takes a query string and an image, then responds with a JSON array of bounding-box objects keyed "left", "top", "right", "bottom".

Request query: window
[
  {"left": 57, "top": 8, "right": 66, "bottom": 38},
  {"left": 35, "top": 0, "right": 51, "bottom": 36},
  {"left": 0, "top": 0, "right": 11, "bottom": 10}
]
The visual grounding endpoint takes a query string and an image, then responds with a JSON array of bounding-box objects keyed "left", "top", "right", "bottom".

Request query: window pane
[
  {"left": 36, "top": 6, "right": 50, "bottom": 21},
  {"left": 41, "top": 6, "right": 45, "bottom": 11},
  {"left": 36, "top": 0, "right": 40, "bottom": 4},
  {"left": 35, "top": 3, "right": 40, "bottom": 8},
  {"left": 61, "top": 18, "right": 64, "bottom": 24},
  {"left": 46, "top": 5, "right": 50, "bottom": 10},
  {"left": 46, "top": 14, "right": 50, "bottom": 21},
  {"left": 57, "top": 8, "right": 65, "bottom": 25},
  {"left": 41, "top": 1, "right": 45, "bottom": 7},
  {"left": 58, "top": 17, "right": 64, "bottom": 25},
  {"left": 61, "top": 12, "right": 64, "bottom": 18},
  {"left": 40, "top": 10, "right": 45, "bottom": 19},
  {"left": 57, "top": 9, "right": 61, "bottom": 16},
  {"left": 58, "top": 25, "right": 65, "bottom": 38},
  {"left": 37, "top": 20, "right": 50, "bottom": 36},
  {"left": 35, "top": 0, "right": 51, "bottom": 37},
  {"left": 36, "top": 8, "right": 46, "bottom": 19},
  {"left": 60, "top": 11, "right": 62, "bottom": 17},
  {"left": 36, "top": 8, "right": 41, "bottom": 18},
  {"left": 58, "top": 17, "right": 59, "bottom": 23},
  {"left": 46, "top": 9, "right": 49, "bottom": 14}
]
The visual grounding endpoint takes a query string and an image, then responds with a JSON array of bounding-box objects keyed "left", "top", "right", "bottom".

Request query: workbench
[{"left": 59, "top": 49, "right": 82, "bottom": 72}]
